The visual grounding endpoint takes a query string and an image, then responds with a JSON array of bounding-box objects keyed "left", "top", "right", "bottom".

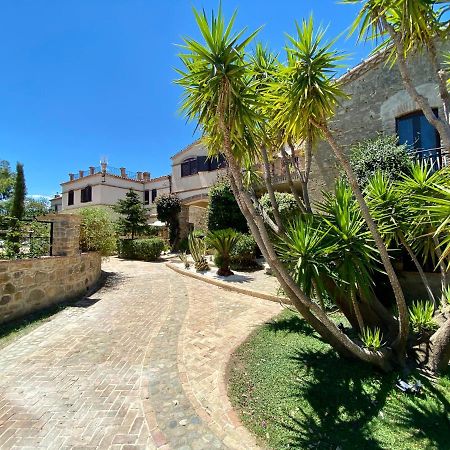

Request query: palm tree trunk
[
  {"left": 383, "top": 18, "right": 450, "bottom": 151},
  {"left": 280, "top": 147, "right": 307, "bottom": 213},
  {"left": 399, "top": 232, "right": 436, "bottom": 305},
  {"left": 426, "top": 318, "right": 450, "bottom": 374},
  {"left": 433, "top": 235, "right": 448, "bottom": 300},
  {"left": 260, "top": 146, "right": 284, "bottom": 231},
  {"left": 313, "top": 120, "right": 409, "bottom": 362},
  {"left": 351, "top": 288, "right": 365, "bottom": 332},
  {"left": 428, "top": 39, "right": 450, "bottom": 124},
  {"left": 312, "top": 279, "right": 326, "bottom": 311}
]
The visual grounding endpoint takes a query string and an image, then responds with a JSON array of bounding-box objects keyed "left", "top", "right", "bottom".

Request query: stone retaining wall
[{"left": 0, "top": 252, "right": 101, "bottom": 325}]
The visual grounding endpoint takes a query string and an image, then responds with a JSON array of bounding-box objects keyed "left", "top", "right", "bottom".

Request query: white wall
[{"left": 171, "top": 141, "right": 225, "bottom": 201}]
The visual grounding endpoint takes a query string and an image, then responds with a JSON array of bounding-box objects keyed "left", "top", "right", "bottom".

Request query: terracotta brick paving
[{"left": 0, "top": 258, "right": 281, "bottom": 449}]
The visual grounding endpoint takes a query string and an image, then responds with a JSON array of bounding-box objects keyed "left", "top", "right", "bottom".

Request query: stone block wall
[
  {"left": 188, "top": 206, "right": 208, "bottom": 231},
  {"left": 0, "top": 213, "right": 101, "bottom": 325},
  {"left": 0, "top": 252, "right": 101, "bottom": 325},
  {"left": 306, "top": 41, "right": 450, "bottom": 204}
]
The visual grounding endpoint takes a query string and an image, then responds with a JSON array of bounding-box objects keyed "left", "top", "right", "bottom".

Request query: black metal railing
[
  {"left": 410, "top": 147, "right": 449, "bottom": 170},
  {"left": 72, "top": 166, "right": 143, "bottom": 180},
  {"left": 0, "top": 219, "right": 53, "bottom": 259}
]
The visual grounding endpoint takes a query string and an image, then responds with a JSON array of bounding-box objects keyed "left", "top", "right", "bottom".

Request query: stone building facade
[{"left": 307, "top": 42, "right": 450, "bottom": 203}]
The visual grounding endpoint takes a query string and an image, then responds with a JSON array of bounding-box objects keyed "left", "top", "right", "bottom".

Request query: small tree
[
  {"left": 207, "top": 178, "right": 248, "bottom": 232},
  {"left": 156, "top": 193, "right": 181, "bottom": 247},
  {"left": 10, "top": 163, "right": 26, "bottom": 220},
  {"left": 79, "top": 207, "right": 117, "bottom": 256},
  {"left": 114, "top": 189, "right": 149, "bottom": 239}
]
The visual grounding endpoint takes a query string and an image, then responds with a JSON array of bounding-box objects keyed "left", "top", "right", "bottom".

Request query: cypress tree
[{"left": 11, "top": 162, "right": 26, "bottom": 220}]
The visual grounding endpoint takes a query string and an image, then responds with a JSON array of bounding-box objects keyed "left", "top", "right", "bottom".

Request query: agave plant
[
  {"left": 206, "top": 229, "right": 241, "bottom": 276},
  {"left": 360, "top": 326, "right": 384, "bottom": 351},
  {"left": 409, "top": 300, "right": 438, "bottom": 334},
  {"left": 188, "top": 233, "right": 209, "bottom": 272},
  {"left": 178, "top": 251, "right": 190, "bottom": 270}
]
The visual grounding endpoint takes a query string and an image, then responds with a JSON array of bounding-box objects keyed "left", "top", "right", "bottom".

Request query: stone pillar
[
  {"left": 38, "top": 214, "right": 81, "bottom": 257},
  {"left": 89, "top": 166, "right": 95, "bottom": 175},
  {"left": 178, "top": 205, "right": 190, "bottom": 240},
  {"left": 136, "top": 171, "right": 143, "bottom": 180},
  {"left": 143, "top": 171, "right": 150, "bottom": 181},
  {"left": 69, "top": 173, "right": 74, "bottom": 181},
  {"left": 120, "top": 167, "right": 126, "bottom": 178},
  {"left": 78, "top": 170, "right": 84, "bottom": 179}
]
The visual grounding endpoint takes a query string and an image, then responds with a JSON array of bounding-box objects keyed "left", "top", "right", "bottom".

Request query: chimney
[
  {"left": 69, "top": 173, "right": 74, "bottom": 181},
  {"left": 79, "top": 170, "right": 84, "bottom": 179},
  {"left": 136, "top": 171, "right": 143, "bottom": 181},
  {"left": 89, "top": 166, "right": 95, "bottom": 175},
  {"left": 120, "top": 167, "right": 126, "bottom": 178},
  {"left": 143, "top": 171, "right": 150, "bottom": 181},
  {"left": 100, "top": 160, "right": 107, "bottom": 173}
]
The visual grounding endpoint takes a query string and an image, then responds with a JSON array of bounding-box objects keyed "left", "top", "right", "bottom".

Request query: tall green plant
[
  {"left": 206, "top": 228, "right": 240, "bottom": 276},
  {"left": 114, "top": 189, "right": 149, "bottom": 239},
  {"left": 10, "top": 162, "right": 25, "bottom": 220},
  {"left": 156, "top": 194, "right": 181, "bottom": 247},
  {"left": 188, "top": 232, "right": 209, "bottom": 272},
  {"left": 79, "top": 207, "right": 117, "bottom": 256}
]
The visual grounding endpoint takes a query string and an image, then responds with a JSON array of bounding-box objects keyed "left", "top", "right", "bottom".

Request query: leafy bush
[
  {"left": 349, "top": 135, "right": 411, "bottom": 187},
  {"left": 207, "top": 178, "right": 248, "bottom": 233},
  {"left": 230, "top": 233, "right": 260, "bottom": 270},
  {"left": 118, "top": 238, "right": 165, "bottom": 261},
  {"left": 114, "top": 189, "right": 150, "bottom": 239},
  {"left": 79, "top": 207, "right": 117, "bottom": 256},
  {"left": 409, "top": 300, "right": 438, "bottom": 333},
  {"left": 360, "top": 327, "right": 383, "bottom": 351},
  {"left": 260, "top": 192, "right": 301, "bottom": 224}
]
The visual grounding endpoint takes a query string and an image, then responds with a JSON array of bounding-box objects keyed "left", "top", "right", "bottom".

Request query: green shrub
[
  {"left": 118, "top": 238, "right": 165, "bottom": 261},
  {"left": 360, "top": 327, "right": 383, "bottom": 351},
  {"left": 79, "top": 207, "right": 117, "bottom": 256},
  {"left": 349, "top": 135, "right": 411, "bottom": 187},
  {"left": 206, "top": 228, "right": 241, "bottom": 276},
  {"left": 156, "top": 194, "right": 181, "bottom": 247},
  {"left": 409, "top": 300, "right": 438, "bottom": 333},
  {"left": 259, "top": 192, "right": 301, "bottom": 224},
  {"left": 230, "top": 233, "right": 260, "bottom": 270},
  {"left": 207, "top": 178, "right": 248, "bottom": 233}
]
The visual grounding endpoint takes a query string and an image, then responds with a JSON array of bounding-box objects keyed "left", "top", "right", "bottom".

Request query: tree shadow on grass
[
  {"left": 382, "top": 376, "right": 450, "bottom": 449},
  {"left": 266, "top": 314, "right": 318, "bottom": 337},
  {"left": 278, "top": 348, "right": 392, "bottom": 450}
]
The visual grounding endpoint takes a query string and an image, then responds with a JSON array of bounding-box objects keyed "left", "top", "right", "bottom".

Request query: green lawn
[{"left": 228, "top": 310, "right": 450, "bottom": 450}]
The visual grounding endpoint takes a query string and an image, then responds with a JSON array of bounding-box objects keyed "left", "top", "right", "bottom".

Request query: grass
[
  {"left": 228, "top": 310, "right": 450, "bottom": 450},
  {"left": 0, "top": 303, "right": 68, "bottom": 350}
]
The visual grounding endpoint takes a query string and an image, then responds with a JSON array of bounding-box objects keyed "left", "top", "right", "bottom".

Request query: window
[
  {"left": 208, "top": 154, "right": 226, "bottom": 171},
  {"left": 396, "top": 110, "right": 440, "bottom": 162},
  {"left": 68, "top": 190, "right": 74, "bottom": 206},
  {"left": 181, "top": 158, "right": 198, "bottom": 177},
  {"left": 151, "top": 189, "right": 157, "bottom": 202},
  {"left": 80, "top": 185, "right": 92, "bottom": 203},
  {"left": 144, "top": 190, "right": 150, "bottom": 205}
]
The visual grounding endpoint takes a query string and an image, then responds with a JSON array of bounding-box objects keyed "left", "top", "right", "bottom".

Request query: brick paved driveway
[{"left": 0, "top": 258, "right": 281, "bottom": 449}]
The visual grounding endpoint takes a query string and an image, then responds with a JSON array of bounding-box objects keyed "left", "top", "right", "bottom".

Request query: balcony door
[{"left": 396, "top": 109, "right": 441, "bottom": 166}]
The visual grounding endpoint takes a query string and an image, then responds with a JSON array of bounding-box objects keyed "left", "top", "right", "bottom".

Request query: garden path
[{"left": 0, "top": 257, "right": 281, "bottom": 449}]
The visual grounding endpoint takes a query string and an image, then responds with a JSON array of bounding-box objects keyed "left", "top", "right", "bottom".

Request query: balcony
[{"left": 410, "top": 147, "right": 449, "bottom": 170}]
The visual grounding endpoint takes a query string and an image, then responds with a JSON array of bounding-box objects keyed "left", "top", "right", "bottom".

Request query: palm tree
[
  {"left": 270, "top": 16, "right": 409, "bottom": 357},
  {"left": 176, "top": 7, "right": 396, "bottom": 371},
  {"left": 365, "top": 171, "right": 436, "bottom": 305},
  {"left": 344, "top": 0, "right": 450, "bottom": 149},
  {"left": 206, "top": 228, "right": 241, "bottom": 276}
]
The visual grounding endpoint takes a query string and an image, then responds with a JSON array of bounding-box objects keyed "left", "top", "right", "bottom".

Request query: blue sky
[{"left": 0, "top": 0, "right": 375, "bottom": 198}]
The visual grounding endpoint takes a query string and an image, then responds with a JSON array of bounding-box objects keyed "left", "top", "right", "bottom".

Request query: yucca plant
[
  {"left": 178, "top": 251, "right": 190, "bottom": 270},
  {"left": 409, "top": 300, "right": 438, "bottom": 334},
  {"left": 360, "top": 327, "right": 384, "bottom": 351},
  {"left": 206, "top": 228, "right": 241, "bottom": 276},
  {"left": 188, "top": 232, "right": 209, "bottom": 272}
]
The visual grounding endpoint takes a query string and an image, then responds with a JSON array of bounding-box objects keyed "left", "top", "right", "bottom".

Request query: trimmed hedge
[{"left": 118, "top": 238, "right": 165, "bottom": 262}]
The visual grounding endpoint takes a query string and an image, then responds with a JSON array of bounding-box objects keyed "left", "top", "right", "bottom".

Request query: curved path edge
[{"left": 165, "top": 262, "right": 291, "bottom": 305}]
